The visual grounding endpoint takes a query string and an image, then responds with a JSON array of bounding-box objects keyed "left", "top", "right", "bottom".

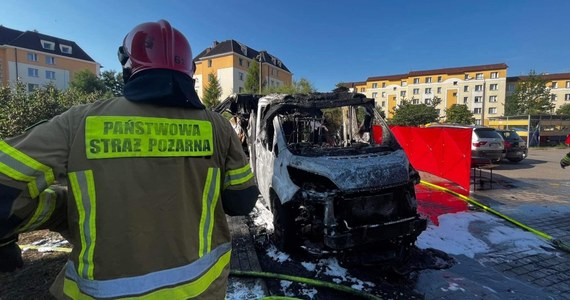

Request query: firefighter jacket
[{"left": 0, "top": 97, "right": 257, "bottom": 299}]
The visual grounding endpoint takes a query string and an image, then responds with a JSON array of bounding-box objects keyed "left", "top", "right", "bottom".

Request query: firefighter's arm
[
  {"left": 561, "top": 152, "right": 570, "bottom": 169},
  {"left": 221, "top": 122, "right": 259, "bottom": 216}
]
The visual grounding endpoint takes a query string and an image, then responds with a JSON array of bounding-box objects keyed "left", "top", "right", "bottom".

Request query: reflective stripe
[
  {"left": 224, "top": 164, "right": 253, "bottom": 188},
  {"left": 69, "top": 170, "right": 97, "bottom": 280},
  {"left": 17, "top": 188, "right": 56, "bottom": 233},
  {"left": 0, "top": 141, "right": 54, "bottom": 198},
  {"left": 63, "top": 242, "right": 231, "bottom": 299},
  {"left": 199, "top": 168, "right": 220, "bottom": 257},
  {"left": 85, "top": 116, "right": 214, "bottom": 159}
]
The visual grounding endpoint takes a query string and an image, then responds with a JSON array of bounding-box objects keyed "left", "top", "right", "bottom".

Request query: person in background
[{"left": 0, "top": 19, "right": 258, "bottom": 299}]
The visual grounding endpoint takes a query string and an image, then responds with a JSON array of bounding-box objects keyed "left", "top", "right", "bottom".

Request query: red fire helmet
[{"left": 118, "top": 20, "right": 194, "bottom": 79}]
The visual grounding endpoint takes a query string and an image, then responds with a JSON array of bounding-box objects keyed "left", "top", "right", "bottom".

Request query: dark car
[{"left": 495, "top": 129, "right": 528, "bottom": 162}]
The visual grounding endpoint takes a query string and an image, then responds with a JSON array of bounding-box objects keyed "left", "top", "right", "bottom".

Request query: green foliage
[
  {"left": 244, "top": 60, "right": 260, "bottom": 93},
  {"left": 333, "top": 83, "right": 349, "bottom": 93},
  {"left": 264, "top": 78, "right": 316, "bottom": 94},
  {"left": 69, "top": 69, "right": 106, "bottom": 94},
  {"left": 389, "top": 98, "right": 439, "bottom": 126},
  {"left": 506, "top": 70, "right": 554, "bottom": 115},
  {"left": 100, "top": 70, "right": 124, "bottom": 97},
  {"left": 202, "top": 73, "right": 222, "bottom": 108},
  {"left": 0, "top": 82, "right": 101, "bottom": 138},
  {"left": 556, "top": 103, "right": 570, "bottom": 116},
  {"left": 445, "top": 104, "right": 475, "bottom": 125}
]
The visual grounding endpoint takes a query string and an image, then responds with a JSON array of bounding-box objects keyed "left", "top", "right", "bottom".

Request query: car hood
[{"left": 287, "top": 149, "right": 411, "bottom": 191}]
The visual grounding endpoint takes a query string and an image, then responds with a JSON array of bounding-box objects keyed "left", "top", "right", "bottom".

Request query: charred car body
[{"left": 215, "top": 92, "right": 426, "bottom": 264}]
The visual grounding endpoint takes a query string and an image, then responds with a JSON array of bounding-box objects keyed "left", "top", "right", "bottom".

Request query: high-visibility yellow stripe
[
  {"left": 227, "top": 164, "right": 251, "bottom": 176},
  {"left": 224, "top": 164, "right": 253, "bottom": 188},
  {"left": 62, "top": 249, "right": 231, "bottom": 299},
  {"left": 206, "top": 171, "right": 221, "bottom": 254},
  {"left": 0, "top": 141, "right": 55, "bottom": 198},
  {"left": 17, "top": 188, "right": 56, "bottom": 233},
  {"left": 69, "top": 170, "right": 97, "bottom": 280},
  {"left": 198, "top": 168, "right": 214, "bottom": 257}
]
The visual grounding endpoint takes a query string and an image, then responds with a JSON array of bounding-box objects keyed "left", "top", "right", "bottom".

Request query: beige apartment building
[
  {"left": 507, "top": 73, "right": 570, "bottom": 113},
  {"left": 347, "top": 63, "right": 509, "bottom": 125},
  {"left": 193, "top": 40, "right": 292, "bottom": 100},
  {"left": 0, "top": 25, "right": 99, "bottom": 91}
]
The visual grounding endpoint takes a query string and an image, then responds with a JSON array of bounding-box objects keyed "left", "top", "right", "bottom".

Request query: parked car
[
  {"left": 428, "top": 124, "right": 505, "bottom": 163},
  {"left": 214, "top": 92, "right": 427, "bottom": 265},
  {"left": 495, "top": 129, "right": 528, "bottom": 162}
]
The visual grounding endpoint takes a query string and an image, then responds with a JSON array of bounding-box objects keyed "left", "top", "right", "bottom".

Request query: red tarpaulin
[{"left": 390, "top": 126, "right": 472, "bottom": 192}]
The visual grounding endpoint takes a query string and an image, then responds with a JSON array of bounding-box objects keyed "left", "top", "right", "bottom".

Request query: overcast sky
[{"left": 3, "top": 0, "right": 569, "bottom": 91}]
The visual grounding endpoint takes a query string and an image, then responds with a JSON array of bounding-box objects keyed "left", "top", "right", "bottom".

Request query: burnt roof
[
  {"left": 193, "top": 39, "right": 290, "bottom": 72},
  {"left": 0, "top": 25, "right": 95, "bottom": 62},
  {"left": 507, "top": 72, "right": 570, "bottom": 82},
  {"left": 367, "top": 63, "right": 508, "bottom": 81}
]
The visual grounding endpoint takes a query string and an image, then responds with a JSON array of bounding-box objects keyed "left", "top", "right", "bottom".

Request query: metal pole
[{"left": 258, "top": 54, "right": 262, "bottom": 94}]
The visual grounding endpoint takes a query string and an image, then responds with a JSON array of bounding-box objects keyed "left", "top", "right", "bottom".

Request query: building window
[
  {"left": 46, "top": 70, "right": 56, "bottom": 79},
  {"left": 437, "top": 87, "right": 442, "bottom": 93},
  {"left": 27, "top": 53, "right": 38, "bottom": 62},
  {"left": 413, "top": 88, "right": 419, "bottom": 95},
  {"left": 60, "top": 45, "right": 72, "bottom": 54},
  {"left": 552, "top": 82, "right": 558, "bottom": 89},
  {"left": 465, "top": 74, "right": 470, "bottom": 80},
  {"left": 437, "top": 76, "right": 442, "bottom": 83},
  {"left": 463, "top": 97, "right": 468, "bottom": 103},
  {"left": 476, "top": 73, "right": 483, "bottom": 80},
  {"left": 551, "top": 94, "right": 557, "bottom": 102},
  {"left": 425, "top": 77, "right": 432, "bottom": 83},
  {"left": 474, "top": 108, "right": 482, "bottom": 114},
  {"left": 400, "top": 91, "right": 406, "bottom": 97},
  {"left": 425, "top": 88, "right": 432, "bottom": 94},
  {"left": 46, "top": 56, "right": 55, "bottom": 64},
  {"left": 475, "top": 119, "right": 482, "bottom": 125},
  {"left": 507, "top": 83, "right": 515, "bottom": 91},
  {"left": 239, "top": 58, "right": 243, "bottom": 66},
  {"left": 360, "top": 88, "right": 365, "bottom": 92},
  {"left": 565, "top": 94, "right": 570, "bottom": 101},
  {"left": 489, "top": 95, "right": 497, "bottom": 102},
  {"left": 474, "top": 96, "right": 482, "bottom": 103},
  {"left": 452, "top": 92, "right": 457, "bottom": 97},
  {"left": 382, "top": 83, "right": 386, "bottom": 88},
  {"left": 490, "top": 84, "right": 498, "bottom": 91},
  {"left": 464, "top": 86, "right": 469, "bottom": 92},
  {"left": 475, "top": 85, "right": 483, "bottom": 91},
  {"left": 381, "top": 101, "right": 386, "bottom": 107},
  {"left": 491, "top": 72, "right": 499, "bottom": 79},
  {"left": 488, "top": 107, "right": 497, "bottom": 114},
  {"left": 413, "top": 78, "right": 419, "bottom": 84},
  {"left": 372, "top": 83, "right": 378, "bottom": 88},
  {"left": 27, "top": 83, "right": 39, "bottom": 92},
  {"left": 208, "top": 60, "right": 212, "bottom": 67},
  {"left": 424, "top": 98, "right": 431, "bottom": 105},
  {"left": 566, "top": 81, "right": 570, "bottom": 88},
  {"left": 401, "top": 81, "right": 407, "bottom": 87},
  {"left": 453, "top": 81, "right": 458, "bottom": 85},
  {"left": 28, "top": 68, "right": 39, "bottom": 77},
  {"left": 381, "top": 92, "right": 386, "bottom": 97},
  {"left": 41, "top": 40, "right": 55, "bottom": 51},
  {"left": 372, "top": 92, "right": 378, "bottom": 98},
  {"left": 239, "top": 72, "right": 244, "bottom": 81}
]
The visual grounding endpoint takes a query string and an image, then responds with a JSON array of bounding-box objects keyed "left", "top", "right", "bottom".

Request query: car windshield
[
  {"left": 475, "top": 129, "right": 501, "bottom": 139},
  {"left": 499, "top": 130, "right": 521, "bottom": 140}
]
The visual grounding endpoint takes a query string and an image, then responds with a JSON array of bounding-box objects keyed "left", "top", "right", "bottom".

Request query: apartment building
[
  {"left": 358, "top": 63, "right": 508, "bottom": 125},
  {"left": 0, "top": 25, "right": 99, "bottom": 91},
  {"left": 507, "top": 73, "right": 570, "bottom": 112},
  {"left": 193, "top": 40, "right": 292, "bottom": 100}
]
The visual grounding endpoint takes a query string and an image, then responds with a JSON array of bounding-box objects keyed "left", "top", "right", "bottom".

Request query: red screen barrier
[{"left": 390, "top": 126, "right": 472, "bottom": 192}]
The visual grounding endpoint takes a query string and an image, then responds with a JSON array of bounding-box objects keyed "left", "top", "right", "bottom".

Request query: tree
[
  {"left": 202, "top": 73, "right": 222, "bottom": 108},
  {"left": 445, "top": 104, "right": 475, "bottom": 125},
  {"left": 100, "top": 70, "right": 124, "bottom": 97},
  {"left": 244, "top": 60, "right": 260, "bottom": 93},
  {"left": 389, "top": 98, "right": 439, "bottom": 126},
  {"left": 505, "top": 70, "right": 554, "bottom": 115},
  {"left": 264, "top": 77, "right": 317, "bottom": 95},
  {"left": 556, "top": 103, "right": 570, "bottom": 116},
  {"left": 333, "top": 83, "right": 349, "bottom": 93},
  {"left": 69, "top": 69, "right": 106, "bottom": 94}
]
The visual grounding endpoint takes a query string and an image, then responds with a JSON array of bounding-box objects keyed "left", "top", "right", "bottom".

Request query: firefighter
[
  {"left": 0, "top": 19, "right": 258, "bottom": 299},
  {"left": 560, "top": 152, "right": 570, "bottom": 168}
]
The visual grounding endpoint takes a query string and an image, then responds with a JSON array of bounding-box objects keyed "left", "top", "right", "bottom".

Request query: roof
[
  {"left": 0, "top": 25, "right": 95, "bottom": 62},
  {"left": 367, "top": 63, "right": 508, "bottom": 81},
  {"left": 508, "top": 72, "right": 570, "bottom": 82},
  {"left": 193, "top": 39, "right": 290, "bottom": 72}
]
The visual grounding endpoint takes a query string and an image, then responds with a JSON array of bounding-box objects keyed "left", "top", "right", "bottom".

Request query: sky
[{"left": 2, "top": 0, "right": 570, "bottom": 92}]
